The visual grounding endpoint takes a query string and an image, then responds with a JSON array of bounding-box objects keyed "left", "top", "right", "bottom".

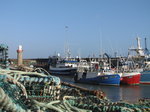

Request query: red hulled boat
[{"left": 120, "top": 72, "right": 141, "bottom": 85}]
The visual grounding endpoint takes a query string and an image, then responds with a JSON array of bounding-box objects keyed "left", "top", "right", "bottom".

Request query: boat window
[{"left": 111, "top": 76, "right": 116, "bottom": 78}]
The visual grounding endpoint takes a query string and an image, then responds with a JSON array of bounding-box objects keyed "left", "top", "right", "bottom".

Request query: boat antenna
[
  {"left": 64, "top": 26, "right": 69, "bottom": 59},
  {"left": 99, "top": 28, "right": 103, "bottom": 58},
  {"left": 145, "top": 38, "right": 147, "bottom": 50},
  {"left": 144, "top": 37, "right": 150, "bottom": 55}
]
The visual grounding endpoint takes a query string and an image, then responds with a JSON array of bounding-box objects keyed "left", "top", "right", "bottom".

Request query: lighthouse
[{"left": 17, "top": 45, "right": 23, "bottom": 66}]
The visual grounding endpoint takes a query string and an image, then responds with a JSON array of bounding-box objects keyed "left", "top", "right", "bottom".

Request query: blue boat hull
[
  {"left": 76, "top": 74, "right": 121, "bottom": 85},
  {"left": 140, "top": 70, "right": 150, "bottom": 84}
]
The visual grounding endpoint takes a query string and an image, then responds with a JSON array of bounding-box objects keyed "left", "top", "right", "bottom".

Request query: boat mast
[
  {"left": 64, "top": 26, "right": 71, "bottom": 60},
  {"left": 144, "top": 38, "right": 149, "bottom": 55}
]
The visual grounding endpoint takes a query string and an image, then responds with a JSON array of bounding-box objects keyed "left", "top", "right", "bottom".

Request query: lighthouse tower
[{"left": 17, "top": 45, "right": 23, "bottom": 66}]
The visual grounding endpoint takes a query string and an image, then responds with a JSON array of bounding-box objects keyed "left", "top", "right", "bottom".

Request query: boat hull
[
  {"left": 120, "top": 72, "right": 141, "bottom": 85},
  {"left": 49, "top": 68, "right": 77, "bottom": 76},
  {"left": 76, "top": 74, "right": 121, "bottom": 85},
  {"left": 140, "top": 70, "right": 150, "bottom": 84}
]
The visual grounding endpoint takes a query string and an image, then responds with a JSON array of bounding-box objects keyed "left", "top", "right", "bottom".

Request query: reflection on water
[
  {"left": 119, "top": 85, "right": 141, "bottom": 103},
  {"left": 55, "top": 75, "right": 150, "bottom": 103}
]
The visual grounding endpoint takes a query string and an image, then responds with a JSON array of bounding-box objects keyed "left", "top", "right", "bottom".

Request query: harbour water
[{"left": 56, "top": 75, "right": 150, "bottom": 103}]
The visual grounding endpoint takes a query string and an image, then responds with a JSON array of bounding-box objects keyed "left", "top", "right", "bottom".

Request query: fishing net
[
  {"left": 0, "top": 69, "right": 150, "bottom": 112},
  {"left": 0, "top": 75, "right": 29, "bottom": 112}
]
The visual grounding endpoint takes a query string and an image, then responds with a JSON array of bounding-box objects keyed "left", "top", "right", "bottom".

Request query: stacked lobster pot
[
  {"left": 19, "top": 75, "right": 61, "bottom": 102},
  {"left": 0, "top": 69, "right": 61, "bottom": 103},
  {"left": 0, "top": 75, "right": 29, "bottom": 112}
]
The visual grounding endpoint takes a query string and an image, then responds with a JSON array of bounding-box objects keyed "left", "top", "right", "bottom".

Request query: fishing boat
[
  {"left": 48, "top": 51, "right": 78, "bottom": 76},
  {"left": 49, "top": 60, "right": 78, "bottom": 76},
  {"left": 127, "top": 37, "right": 150, "bottom": 84},
  {"left": 140, "top": 70, "right": 150, "bottom": 84},
  {"left": 120, "top": 71, "right": 141, "bottom": 85},
  {"left": 49, "top": 67, "right": 77, "bottom": 76},
  {"left": 74, "top": 69, "right": 121, "bottom": 85},
  {"left": 74, "top": 53, "right": 120, "bottom": 86},
  {"left": 140, "top": 60, "right": 150, "bottom": 84},
  {"left": 118, "top": 60, "right": 141, "bottom": 85}
]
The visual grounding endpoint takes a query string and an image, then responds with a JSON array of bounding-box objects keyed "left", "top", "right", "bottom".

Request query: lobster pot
[
  {"left": 0, "top": 75, "right": 28, "bottom": 111},
  {"left": 19, "top": 76, "right": 61, "bottom": 102}
]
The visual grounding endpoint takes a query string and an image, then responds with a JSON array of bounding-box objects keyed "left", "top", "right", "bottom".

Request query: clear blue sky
[{"left": 0, "top": 0, "right": 150, "bottom": 58}]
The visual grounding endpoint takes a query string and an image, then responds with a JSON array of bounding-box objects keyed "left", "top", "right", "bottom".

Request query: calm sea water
[{"left": 56, "top": 74, "right": 150, "bottom": 103}]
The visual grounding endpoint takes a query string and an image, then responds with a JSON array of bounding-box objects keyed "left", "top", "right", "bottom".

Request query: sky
[{"left": 0, "top": 0, "right": 150, "bottom": 59}]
